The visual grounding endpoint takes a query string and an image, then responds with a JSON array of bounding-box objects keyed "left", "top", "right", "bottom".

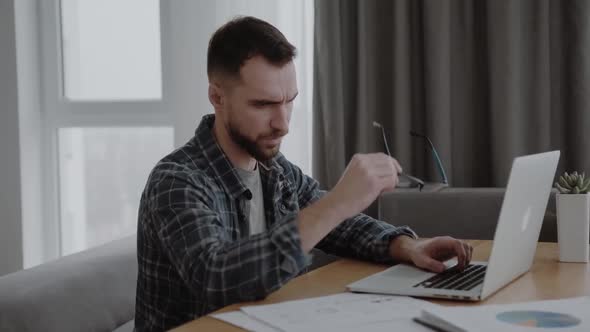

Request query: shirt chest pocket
[{"left": 275, "top": 180, "right": 300, "bottom": 216}]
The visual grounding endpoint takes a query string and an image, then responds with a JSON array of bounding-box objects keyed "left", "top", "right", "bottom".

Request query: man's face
[{"left": 217, "top": 56, "right": 298, "bottom": 161}]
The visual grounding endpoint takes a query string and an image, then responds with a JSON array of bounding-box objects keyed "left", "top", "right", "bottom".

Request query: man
[{"left": 135, "top": 16, "right": 472, "bottom": 331}]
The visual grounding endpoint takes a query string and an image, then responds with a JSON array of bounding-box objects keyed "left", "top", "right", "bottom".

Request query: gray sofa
[
  {"left": 378, "top": 187, "right": 559, "bottom": 242},
  {"left": 0, "top": 236, "right": 137, "bottom": 332},
  {"left": 0, "top": 236, "right": 335, "bottom": 332},
  {"left": 0, "top": 187, "right": 562, "bottom": 332}
]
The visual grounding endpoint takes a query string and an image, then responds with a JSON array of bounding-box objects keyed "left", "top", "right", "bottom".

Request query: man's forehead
[
  {"left": 242, "top": 83, "right": 298, "bottom": 100},
  {"left": 238, "top": 57, "right": 297, "bottom": 99}
]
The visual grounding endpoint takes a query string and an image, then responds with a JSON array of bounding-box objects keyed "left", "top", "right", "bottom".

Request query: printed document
[
  {"left": 419, "top": 296, "right": 590, "bottom": 332},
  {"left": 236, "top": 293, "right": 437, "bottom": 332}
]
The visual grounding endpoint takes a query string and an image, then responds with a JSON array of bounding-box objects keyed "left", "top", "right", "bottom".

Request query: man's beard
[{"left": 227, "top": 121, "right": 287, "bottom": 161}]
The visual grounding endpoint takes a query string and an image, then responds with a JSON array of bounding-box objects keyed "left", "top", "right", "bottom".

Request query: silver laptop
[{"left": 347, "top": 151, "right": 560, "bottom": 301}]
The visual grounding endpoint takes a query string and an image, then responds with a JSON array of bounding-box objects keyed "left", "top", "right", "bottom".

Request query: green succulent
[{"left": 555, "top": 171, "right": 590, "bottom": 194}]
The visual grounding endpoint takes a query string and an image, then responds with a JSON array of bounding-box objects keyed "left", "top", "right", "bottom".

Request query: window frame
[{"left": 39, "top": 0, "right": 174, "bottom": 259}]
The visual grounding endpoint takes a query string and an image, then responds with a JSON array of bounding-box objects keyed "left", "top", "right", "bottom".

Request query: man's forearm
[{"left": 296, "top": 191, "right": 352, "bottom": 252}]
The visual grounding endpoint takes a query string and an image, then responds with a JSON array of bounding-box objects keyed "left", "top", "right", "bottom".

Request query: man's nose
[{"left": 271, "top": 105, "right": 290, "bottom": 133}]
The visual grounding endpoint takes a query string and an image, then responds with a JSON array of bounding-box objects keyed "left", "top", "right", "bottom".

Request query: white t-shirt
[{"left": 235, "top": 164, "right": 267, "bottom": 235}]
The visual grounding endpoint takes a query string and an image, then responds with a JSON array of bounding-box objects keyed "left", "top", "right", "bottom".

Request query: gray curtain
[{"left": 313, "top": 0, "right": 590, "bottom": 190}]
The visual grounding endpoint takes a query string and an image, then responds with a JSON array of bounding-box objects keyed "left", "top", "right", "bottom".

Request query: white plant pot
[{"left": 556, "top": 193, "right": 590, "bottom": 263}]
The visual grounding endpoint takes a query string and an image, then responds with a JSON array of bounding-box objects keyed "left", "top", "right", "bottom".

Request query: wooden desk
[{"left": 172, "top": 240, "right": 590, "bottom": 331}]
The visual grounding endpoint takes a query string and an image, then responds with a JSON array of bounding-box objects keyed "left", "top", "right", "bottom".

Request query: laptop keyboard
[{"left": 413, "top": 264, "right": 487, "bottom": 291}]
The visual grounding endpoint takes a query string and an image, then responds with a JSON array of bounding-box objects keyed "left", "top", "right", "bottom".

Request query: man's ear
[{"left": 208, "top": 82, "right": 224, "bottom": 110}]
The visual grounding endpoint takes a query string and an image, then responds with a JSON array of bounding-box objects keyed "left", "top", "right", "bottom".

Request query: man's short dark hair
[{"left": 207, "top": 16, "right": 297, "bottom": 80}]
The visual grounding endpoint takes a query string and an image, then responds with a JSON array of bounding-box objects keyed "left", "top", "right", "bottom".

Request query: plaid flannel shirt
[{"left": 134, "top": 114, "right": 417, "bottom": 331}]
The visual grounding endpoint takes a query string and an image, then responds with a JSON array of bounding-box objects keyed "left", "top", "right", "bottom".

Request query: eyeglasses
[
  {"left": 410, "top": 130, "right": 448, "bottom": 184},
  {"left": 373, "top": 121, "right": 425, "bottom": 191}
]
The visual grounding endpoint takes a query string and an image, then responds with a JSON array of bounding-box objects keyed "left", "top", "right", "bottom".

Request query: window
[
  {"left": 58, "top": 127, "right": 172, "bottom": 255},
  {"left": 40, "top": 0, "right": 173, "bottom": 258},
  {"left": 60, "top": 0, "right": 162, "bottom": 100}
]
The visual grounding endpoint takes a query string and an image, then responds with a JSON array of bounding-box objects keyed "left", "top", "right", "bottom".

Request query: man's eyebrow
[{"left": 248, "top": 92, "right": 299, "bottom": 105}]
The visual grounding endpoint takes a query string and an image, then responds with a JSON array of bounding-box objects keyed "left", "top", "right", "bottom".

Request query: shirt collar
[{"left": 193, "top": 114, "right": 283, "bottom": 199}]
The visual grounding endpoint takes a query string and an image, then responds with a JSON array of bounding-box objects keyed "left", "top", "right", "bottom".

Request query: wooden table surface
[{"left": 171, "top": 240, "right": 590, "bottom": 331}]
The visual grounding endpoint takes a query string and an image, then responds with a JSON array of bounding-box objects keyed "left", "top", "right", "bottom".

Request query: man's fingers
[
  {"left": 460, "top": 241, "right": 472, "bottom": 264},
  {"left": 418, "top": 256, "right": 446, "bottom": 273},
  {"left": 414, "top": 238, "right": 473, "bottom": 273},
  {"left": 373, "top": 164, "right": 397, "bottom": 178},
  {"left": 369, "top": 153, "right": 403, "bottom": 174},
  {"left": 454, "top": 240, "right": 467, "bottom": 270},
  {"left": 378, "top": 174, "right": 397, "bottom": 193},
  {"left": 391, "top": 158, "right": 403, "bottom": 174},
  {"left": 373, "top": 159, "right": 399, "bottom": 174},
  {"left": 464, "top": 242, "right": 473, "bottom": 263},
  {"left": 370, "top": 163, "right": 400, "bottom": 191}
]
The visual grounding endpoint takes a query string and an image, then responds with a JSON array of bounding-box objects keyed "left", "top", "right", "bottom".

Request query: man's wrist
[
  {"left": 389, "top": 235, "right": 418, "bottom": 263},
  {"left": 320, "top": 191, "right": 355, "bottom": 221}
]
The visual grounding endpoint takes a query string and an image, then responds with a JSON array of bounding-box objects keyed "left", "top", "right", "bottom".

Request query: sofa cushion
[
  {"left": 0, "top": 235, "right": 137, "bottom": 332},
  {"left": 112, "top": 320, "right": 134, "bottom": 332}
]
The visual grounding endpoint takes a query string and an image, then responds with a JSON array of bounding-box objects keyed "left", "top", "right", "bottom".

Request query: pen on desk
[
  {"left": 372, "top": 121, "right": 425, "bottom": 191},
  {"left": 412, "top": 317, "right": 446, "bottom": 332}
]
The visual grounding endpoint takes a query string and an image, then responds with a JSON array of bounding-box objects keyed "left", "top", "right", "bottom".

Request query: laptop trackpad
[
  {"left": 382, "top": 259, "right": 459, "bottom": 283},
  {"left": 382, "top": 264, "right": 435, "bottom": 283}
]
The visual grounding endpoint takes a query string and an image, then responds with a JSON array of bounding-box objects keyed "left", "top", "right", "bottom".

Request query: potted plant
[{"left": 554, "top": 171, "right": 590, "bottom": 262}]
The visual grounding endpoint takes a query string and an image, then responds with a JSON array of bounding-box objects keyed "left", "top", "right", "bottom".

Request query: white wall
[
  {"left": 0, "top": 0, "right": 24, "bottom": 275},
  {"left": 15, "top": 0, "right": 43, "bottom": 269},
  {"left": 165, "top": 1, "right": 219, "bottom": 147},
  {"left": 0, "top": 0, "right": 44, "bottom": 274}
]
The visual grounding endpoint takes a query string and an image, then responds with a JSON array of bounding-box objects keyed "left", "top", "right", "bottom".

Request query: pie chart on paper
[{"left": 496, "top": 310, "right": 581, "bottom": 328}]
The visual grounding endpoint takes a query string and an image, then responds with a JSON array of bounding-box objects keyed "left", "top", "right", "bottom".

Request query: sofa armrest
[{"left": 0, "top": 235, "right": 137, "bottom": 332}]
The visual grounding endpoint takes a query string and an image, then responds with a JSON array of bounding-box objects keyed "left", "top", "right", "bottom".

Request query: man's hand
[
  {"left": 329, "top": 153, "right": 402, "bottom": 220},
  {"left": 389, "top": 236, "right": 473, "bottom": 273}
]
